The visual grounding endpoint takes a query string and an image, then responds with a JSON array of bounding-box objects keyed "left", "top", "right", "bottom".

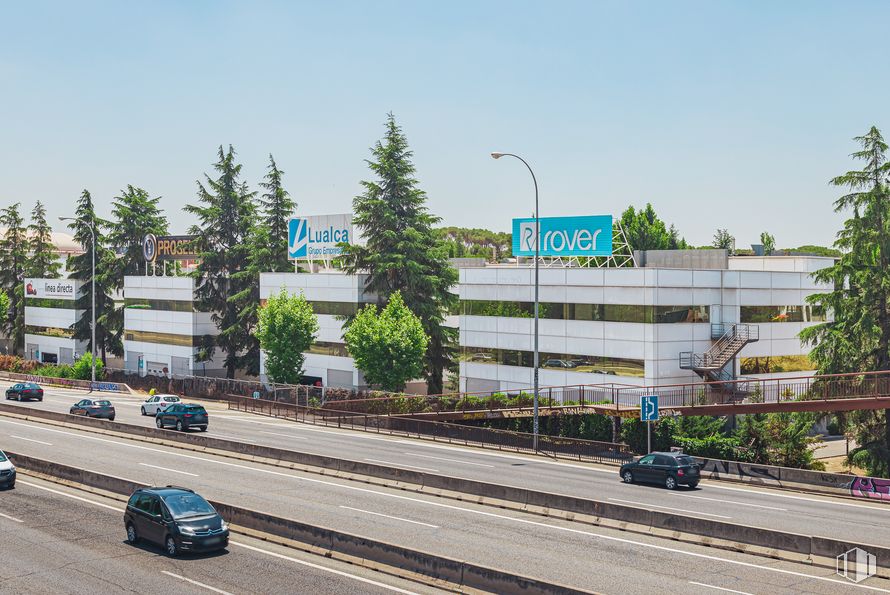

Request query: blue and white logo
[
  {"left": 288, "top": 214, "right": 353, "bottom": 260},
  {"left": 512, "top": 215, "right": 612, "bottom": 257},
  {"left": 288, "top": 218, "right": 309, "bottom": 259}
]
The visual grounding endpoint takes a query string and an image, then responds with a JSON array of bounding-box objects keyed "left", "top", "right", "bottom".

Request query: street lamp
[
  {"left": 59, "top": 216, "right": 96, "bottom": 386},
  {"left": 490, "top": 151, "right": 540, "bottom": 451}
]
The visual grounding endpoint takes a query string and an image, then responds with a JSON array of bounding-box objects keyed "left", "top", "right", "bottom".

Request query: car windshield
[
  {"left": 24, "top": 383, "right": 39, "bottom": 389},
  {"left": 0, "top": 452, "right": 7, "bottom": 462},
  {"left": 96, "top": 400, "right": 112, "bottom": 406},
  {"left": 162, "top": 492, "right": 216, "bottom": 519},
  {"left": 165, "top": 397, "right": 180, "bottom": 401},
  {"left": 675, "top": 455, "right": 697, "bottom": 466},
  {"left": 185, "top": 406, "right": 206, "bottom": 414}
]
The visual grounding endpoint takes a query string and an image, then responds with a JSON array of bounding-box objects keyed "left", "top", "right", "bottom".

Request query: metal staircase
[{"left": 679, "top": 323, "right": 759, "bottom": 384}]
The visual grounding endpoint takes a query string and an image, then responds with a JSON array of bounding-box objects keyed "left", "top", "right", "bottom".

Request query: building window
[
  {"left": 124, "top": 298, "right": 194, "bottom": 312},
  {"left": 259, "top": 300, "right": 361, "bottom": 317},
  {"left": 740, "top": 305, "right": 826, "bottom": 323},
  {"left": 461, "top": 346, "right": 645, "bottom": 377},
  {"left": 25, "top": 325, "right": 74, "bottom": 339},
  {"left": 306, "top": 341, "right": 350, "bottom": 357},
  {"left": 123, "top": 329, "right": 211, "bottom": 348},
  {"left": 740, "top": 355, "right": 816, "bottom": 375},
  {"left": 24, "top": 298, "right": 76, "bottom": 309},
  {"left": 460, "top": 300, "right": 709, "bottom": 324}
]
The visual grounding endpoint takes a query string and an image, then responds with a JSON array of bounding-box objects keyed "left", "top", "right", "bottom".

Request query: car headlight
[
  {"left": 179, "top": 526, "right": 196, "bottom": 535},
  {"left": 220, "top": 520, "right": 229, "bottom": 532}
]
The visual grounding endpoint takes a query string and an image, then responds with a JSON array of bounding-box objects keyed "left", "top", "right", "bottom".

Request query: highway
[
  {"left": 1, "top": 402, "right": 889, "bottom": 593},
  {"left": 5, "top": 384, "right": 890, "bottom": 550},
  {"left": 0, "top": 475, "right": 436, "bottom": 594}
]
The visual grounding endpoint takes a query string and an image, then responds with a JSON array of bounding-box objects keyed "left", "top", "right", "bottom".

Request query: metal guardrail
[{"left": 227, "top": 396, "right": 634, "bottom": 464}]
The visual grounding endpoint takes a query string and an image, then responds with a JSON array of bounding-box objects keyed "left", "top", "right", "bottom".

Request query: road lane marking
[
  {"left": 0, "top": 511, "right": 24, "bottom": 523},
  {"left": 689, "top": 582, "right": 755, "bottom": 594},
  {"left": 258, "top": 430, "right": 309, "bottom": 440},
  {"left": 403, "top": 452, "right": 495, "bottom": 468},
  {"left": 229, "top": 542, "right": 420, "bottom": 594},
  {"left": 10, "top": 434, "right": 53, "bottom": 446},
  {"left": 364, "top": 459, "right": 439, "bottom": 472},
  {"left": 608, "top": 498, "right": 732, "bottom": 519},
  {"left": 139, "top": 463, "right": 199, "bottom": 477},
  {"left": 17, "top": 480, "right": 121, "bottom": 511},
  {"left": 339, "top": 505, "right": 439, "bottom": 528},
  {"left": 15, "top": 477, "right": 419, "bottom": 594},
  {"left": 161, "top": 571, "right": 233, "bottom": 595},
  {"left": 677, "top": 494, "right": 787, "bottom": 511}
]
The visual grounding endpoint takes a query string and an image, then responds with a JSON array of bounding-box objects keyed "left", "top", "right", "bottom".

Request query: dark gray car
[{"left": 124, "top": 486, "right": 228, "bottom": 555}]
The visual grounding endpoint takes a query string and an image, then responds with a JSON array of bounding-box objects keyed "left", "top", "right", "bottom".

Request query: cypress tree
[
  {"left": 258, "top": 155, "right": 296, "bottom": 272},
  {"left": 66, "top": 190, "right": 120, "bottom": 362},
  {"left": 342, "top": 113, "right": 458, "bottom": 394},
  {"left": 26, "top": 200, "right": 61, "bottom": 278},
  {"left": 186, "top": 146, "right": 257, "bottom": 378},
  {"left": 0, "top": 203, "right": 28, "bottom": 355}
]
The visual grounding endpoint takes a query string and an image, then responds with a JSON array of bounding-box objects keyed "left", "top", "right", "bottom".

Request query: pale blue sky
[{"left": 2, "top": 1, "right": 887, "bottom": 248}]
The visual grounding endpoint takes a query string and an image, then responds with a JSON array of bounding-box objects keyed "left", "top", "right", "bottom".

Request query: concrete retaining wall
[
  {"left": 1, "top": 372, "right": 131, "bottom": 394},
  {"left": 7, "top": 451, "right": 589, "bottom": 595}
]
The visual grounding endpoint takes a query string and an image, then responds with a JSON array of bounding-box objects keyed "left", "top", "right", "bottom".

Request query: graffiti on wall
[
  {"left": 846, "top": 477, "right": 890, "bottom": 502},
  {"left": 695, "top": 458, "right": 782, "bottom": 484}
]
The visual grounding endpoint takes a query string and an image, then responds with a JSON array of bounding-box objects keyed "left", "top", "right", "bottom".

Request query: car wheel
[
  {"left": 156, "top": 418, "right": 163, "bottom": 428},
  {"left": 109, "top": 416, "right": 115, "bottom": 422},
  {"left": 176, "top": 420, "right": 184, "bottom": 432},
  {"left": 37, "top": 398, "right": 42, "bottom": 402},
  {"left": 126, "top": 523, "right": 139, "bottom": 544},
  {"left": 622, "top": 471, "right": 634, "bottom": 484},
  {"left": 665, "top": 476, "right": 677, "bottom": 490},
  {"left": 141, "top": 407, "right": 146, "bottom": 416},
  {"left": 199, "top": 426, "right": 207, "bottom": 432},
  {"left": 165, "top": 535, "right": 178, "bottom": 557},
  {"left": 687, "top": 481, "right": 699, "bottom": 489}
]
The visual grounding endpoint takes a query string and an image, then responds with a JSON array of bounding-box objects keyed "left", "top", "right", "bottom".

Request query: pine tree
[
  {"left": 0, "top": 203, "right": 28, "bottom": 355},
  {"left": 341, "top": 114, "right": 458, "bottom": 394},
  {"left": 26, "top": 201, "right": 61, "bottom": 278},
  {"left": 66, "top": 190, "right": 120, "bottom": 362},
  {"left": 258, "top": 155, "right": 296, "bottom": 272},
  {"left": 801, "top": 126, "right": 890, "bottom": 476},
  {"left": 186, "top": 146, "right": 257, "bottom": 378}
]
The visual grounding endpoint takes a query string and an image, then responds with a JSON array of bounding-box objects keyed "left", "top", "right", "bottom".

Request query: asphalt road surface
[
  {"left": 5, "top": 384, "right": 889, "bottom": 551},
  {"left": 1, "top": 407, "right": 889, "bottom": 593},
  {"left": 0, "top": 475, "right": 439, "bottom": 595}
]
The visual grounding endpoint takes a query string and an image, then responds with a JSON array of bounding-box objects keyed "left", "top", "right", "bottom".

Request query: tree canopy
[
  {"left": 256, "top": 289, "right": 318, "bottom": 385},
  {"left": 619, "top": 203, "right": 688, "bottom": 251}
]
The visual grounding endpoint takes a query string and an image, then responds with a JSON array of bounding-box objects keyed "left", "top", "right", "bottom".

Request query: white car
[
  {"left": 0, "top": 450, "right": 15, "bottom": 489},
  {"left": 140, "top": 394, "right": 182, "bottom": 416}
]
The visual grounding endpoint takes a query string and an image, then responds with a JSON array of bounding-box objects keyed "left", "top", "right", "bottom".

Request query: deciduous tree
[
  {"left": 256, "top": 289, "right": 318, "bottom": 384},
  {"left": 344, "top": 291, "right": 428, "bottom": 392}
]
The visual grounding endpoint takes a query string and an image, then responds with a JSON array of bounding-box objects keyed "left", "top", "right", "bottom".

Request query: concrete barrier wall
[
  {"left": 693, "top": 456, "right": 890, "bottom": 502},
  {"left": 1, "top": 372, "right": 130, "bottom": 394},
  {"left": 6, "top": 451, "right": 590, "bottom": 594}
]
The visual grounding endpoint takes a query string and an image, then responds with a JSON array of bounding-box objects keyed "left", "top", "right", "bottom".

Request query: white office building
[
  {"left": 23, "top": 278, "right": 85, "bottom": 364},
  {"left": 459, "top": 252, "right": 833, "bottom": 393},
  {"left": 122, "top": 276, "right": 225, "bottom": 377}
]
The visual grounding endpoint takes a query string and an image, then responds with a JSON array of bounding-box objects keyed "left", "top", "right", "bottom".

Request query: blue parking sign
[{"left": 641, "top": 395, "right": 659, "bottom": 421}]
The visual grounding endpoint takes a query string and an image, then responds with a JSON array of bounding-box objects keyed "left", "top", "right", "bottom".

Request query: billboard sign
[
  {"left": 143, "top": 234, "right": 199, "bottom": 262},
  {"left": 24, "top": 278, "right": 77, "bottom": 300},
  {"left": 288, "top": 214, "right": 353, "bottom": 260},
  {"left": 512, "top": 215, "right": 613, "bottom": 257}
]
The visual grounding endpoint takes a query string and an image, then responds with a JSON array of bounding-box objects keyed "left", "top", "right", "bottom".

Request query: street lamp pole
[
  {"left": 490, "top": 152, "right": 540, "bottom": 451},
  {"left": 60, "top": 217, "right": 96, "bottom": 386}
]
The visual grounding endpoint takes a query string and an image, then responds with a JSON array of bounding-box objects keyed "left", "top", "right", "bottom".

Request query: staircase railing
[{"left": 679, "top": 323, "right": 759, "bottom": 371}]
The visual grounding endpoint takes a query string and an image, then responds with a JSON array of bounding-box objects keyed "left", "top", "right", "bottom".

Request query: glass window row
[
  {"left": 461, "top": 346, "right": 645, "bottom": 377},
  {"left": 739, "top": 305, "right": 826, "bottom": 323},
  {"left": 306, "top": 341, "right": 350, "bottom": 357},
  {"left": 24, "top": 298, "right": 76, "bottom": 309},
  {"left": 25, "top": 325, "right": 74, "bottom": 339},
  {"left": 460, "top": 300, "right": 708, "bottom": 324}
]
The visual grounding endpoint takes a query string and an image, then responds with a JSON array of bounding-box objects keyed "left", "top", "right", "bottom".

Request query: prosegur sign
[
  {"left": 24, "top": 278, "right": 76, "bottom": 300},
  {"left": 288, "top": 214, "right": 353, "bottom": 260},
  {"left": 142, "top": 234, "right": 199, "bottom": 262},
  {"left": 512, "top": 215, "right": 613, "bottom": 257}
]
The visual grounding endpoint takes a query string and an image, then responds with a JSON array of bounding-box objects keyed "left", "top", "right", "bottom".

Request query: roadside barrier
[
  {"left": 7, "top": 451, "right": 592, "bottom": 595},
  {"left": 0, "top": 372, "right": 131, "bottom": 394}
]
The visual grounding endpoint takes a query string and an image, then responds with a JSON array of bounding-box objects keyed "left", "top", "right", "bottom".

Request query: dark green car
[{"left": 155, "top": 403, "right": 208, "bottom": 432}]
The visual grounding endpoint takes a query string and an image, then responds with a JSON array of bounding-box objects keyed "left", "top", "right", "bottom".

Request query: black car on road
[
  {"left": 619, "top": 451, "right": 701, "bottom": 490},
  {"left": 124, "top": 486, "right": 228, "bottom": 555},
  {"left": 5, "top": 382, "right": 44, "bottom": 402},
  {"left": 70, "top": 398, "right": 116, "bottom": 420},
  {"left": 0, "top": 449, "right": 15, "bottom": 489},
  {"left": 156, "top": 403, "right": 208, "bottom": 432}
]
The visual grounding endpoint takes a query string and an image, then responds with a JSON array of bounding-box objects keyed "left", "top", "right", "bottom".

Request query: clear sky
[{"left": 2, "top": 1, "right": 888, "bottom": 248}]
